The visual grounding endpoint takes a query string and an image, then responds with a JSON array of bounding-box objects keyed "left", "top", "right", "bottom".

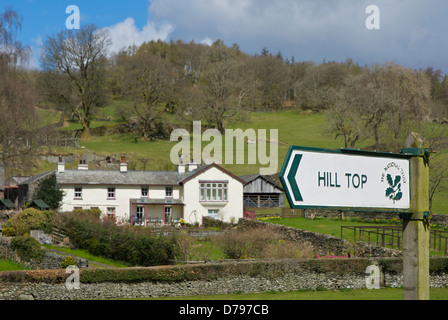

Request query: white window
[
  {"left": 208, "top": 209, "right": 219, "bottom": 220},
  {"left": 107, "top": 187, "right": 116, "bottom": 199},
  {"left": 107, "top": 207, "right": 116, "bottom": 217},
  {"left": 74, "top": 187, "right": 82, "bottom": 199},
  {"left": 141, "top": 187, "right": 148, "bottom": 197},
  {"left": 200, "top": 182, "right": 228, "bottom": 202},
  {"left": 165, "top": 187, "right": 173, "bottom": 198}
]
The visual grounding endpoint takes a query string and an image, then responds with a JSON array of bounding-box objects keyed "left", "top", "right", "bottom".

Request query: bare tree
[
  {"left": 41, "top": 24, "right": 111, "bottom": 139},
  {"left": 0, "top": 8, "right": 39, "bottom": 175},
  {"left": 327, "top": 73, "right": 367, "bottom": 148},
  {"left": 116, "top": 47, "right": 176, "bottom": 140},
  {"left": 189, "top": 40, "right": 249, "bottom": 133}
]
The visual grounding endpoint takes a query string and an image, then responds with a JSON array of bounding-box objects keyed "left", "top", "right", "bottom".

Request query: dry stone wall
[
  {"left": 235, "top": 218, "right": 402, "bottom": 258},
  {"left": 1, "top": 258, "right": 448, "bottom": 300}
]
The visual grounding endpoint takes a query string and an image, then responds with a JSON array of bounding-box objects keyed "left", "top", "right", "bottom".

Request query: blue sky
[{"left": 3, "top": 0, "right": 448, "bottom": 73}]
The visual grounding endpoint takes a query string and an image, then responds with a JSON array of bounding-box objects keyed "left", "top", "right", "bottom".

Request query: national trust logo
[{"left": 381, "top": 162, "right": 407, "bottom": 204}]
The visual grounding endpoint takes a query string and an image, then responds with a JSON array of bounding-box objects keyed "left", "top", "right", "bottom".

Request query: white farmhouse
[{"left": 55, "top": 158, "right": 244, "bottom": 226}]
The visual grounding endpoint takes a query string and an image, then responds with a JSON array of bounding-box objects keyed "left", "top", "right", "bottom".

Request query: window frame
[
  {"left": 165, "top": 186, "right": 173, "bottom": 198},
  {"left": 208, "top": 209, "right": 219, "bottom": 220},
  {"left": 107, "top": 187, "right": 116, "bottom": 200},
  {"left": 199, "top": 181, "right": 228, "bottom": 202},
  {"left": 74, "top": 187, "right": 83, "bottom": 199},
  {"left": 107, "top": 207, "right": 116, "bottom": 217}
]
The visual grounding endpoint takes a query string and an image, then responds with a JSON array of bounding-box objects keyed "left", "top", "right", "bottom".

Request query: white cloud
[
  {"left": 104, "top": 16, "right": 174, "bottom": 54},
  {"left": 145, "top": 0, "right": 448, "bottom": 72}
]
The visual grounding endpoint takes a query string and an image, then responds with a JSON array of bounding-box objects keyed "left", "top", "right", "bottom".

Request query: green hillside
[{"left": 36, "top": 106, "right": 448, "bottom": 214}]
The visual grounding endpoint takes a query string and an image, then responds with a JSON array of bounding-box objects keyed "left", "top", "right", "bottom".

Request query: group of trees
[
  {"left": 35, "top": 23, "right": 448, "bottom": 150},
  {"left": 3, "top": 10, "right": 448, "bottom": 162}
]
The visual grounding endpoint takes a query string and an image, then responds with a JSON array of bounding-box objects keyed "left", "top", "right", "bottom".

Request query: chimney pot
[{"left": 120, "top": 157, "right": 128, "bottom": 173}]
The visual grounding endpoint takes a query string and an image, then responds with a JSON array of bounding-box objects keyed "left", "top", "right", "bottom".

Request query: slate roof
[
  {"left": 19, "top": 171, "right": 55, "bottom": 186},
  {"left": 54, "top": 163, "right": 245, "bottom": 187},
  {"left": 55, "top": 169, "right": 199, "bottom": 186}
]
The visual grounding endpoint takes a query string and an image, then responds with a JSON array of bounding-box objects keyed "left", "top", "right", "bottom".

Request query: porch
[{"left": 130, "top": 198, "right": 184, "bottom": 227}]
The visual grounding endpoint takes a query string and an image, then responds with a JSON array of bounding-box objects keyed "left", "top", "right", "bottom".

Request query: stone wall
[
  {"left": 1, "top": 258, "right": 448, "bottom": 300},
  {"left": 235, "top": 218, "right": 402, "bottom": 258},
  {"left": 0, "top": 236, "right": 87, "bottom": 270}
]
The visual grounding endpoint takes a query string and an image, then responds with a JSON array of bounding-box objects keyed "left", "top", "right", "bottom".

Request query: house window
[
  {"left": 208, "top": 209, "right": 219, "bottom": 220},
  {"left": 141, "top": 187, "right": 148, "bottom": 197},
  {"left": 74, "top": 187, "right": 82, "bottom": 199},
  {"left": 164, "top": 206, "right": 172, "bottom": 224},
  {"left": 165, "top": 187, "right": 173, "bottom": 198},
  {"left": 107, "top": 207, "right": 116, "bottom": 217},
  {"left": 107, "top": 187, "right": 116, "bottom": 199},
  {"left": 200, "top": 182, "right": 228, "bottom": 202}
]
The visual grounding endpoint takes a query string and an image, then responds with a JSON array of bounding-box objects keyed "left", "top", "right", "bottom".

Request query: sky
[{"left": 3, "top": 0, "right": 448, "bottom": 74}]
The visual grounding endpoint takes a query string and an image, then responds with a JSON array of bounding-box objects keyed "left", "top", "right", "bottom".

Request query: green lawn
[
  {"left": 141, "top": 287, "right": 448, "bottom": 300},
  {"left": 267, "top": 216, "right": 401, "bottom": 241},
  {"left": 0, "top": 259, "right": 26, "bottom": 271},
  {"left": 266, "top": 216, "right": 448, "bottom": 256},
  {"left": 43, "top": 245, "right": 129, "bottom": 268}
]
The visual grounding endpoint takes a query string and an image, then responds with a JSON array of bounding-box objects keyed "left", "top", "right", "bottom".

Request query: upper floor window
[
  {"left": 74, "top": 187, "right": 82, "bottom": 199},
  {"left": 165, "top": 186, "right": 173, "bottom": 198},
  {"left": 200, "top": 182, "right": 228, "bottom": 202},
  {"left": 141, "top": 187, "right": 148, "bottom": 197},
  {"left": 107, "top": 187, "right": 116, "bottom": 199}
]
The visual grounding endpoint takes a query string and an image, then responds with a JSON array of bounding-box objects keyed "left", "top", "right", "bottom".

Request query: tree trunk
[{"left": 80, "top": 126, "right": 91, "bottom": 140}]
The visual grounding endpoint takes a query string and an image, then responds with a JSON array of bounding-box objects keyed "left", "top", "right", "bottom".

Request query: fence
[{"left": 341, "top": 225, "right": 448, "bottom": 254}]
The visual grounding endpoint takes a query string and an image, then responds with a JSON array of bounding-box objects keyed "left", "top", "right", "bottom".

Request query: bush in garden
[
  {"left": 216, "top": 227, "right": 314, "bottom": 260},
  {"left": 59, "top": 210, "right": 177, "bottom": 266},
  {"left": 60, "top": 256, "right": 77, "bottom": 268},
  {"left": 11, "top": 234, "right": 46, "bottom": 263},
  {"left": 8, "top": 208, "right": 55, "bottom": 236}
]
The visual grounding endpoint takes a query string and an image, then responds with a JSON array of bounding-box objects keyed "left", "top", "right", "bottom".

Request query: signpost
[
  {"left": 281, "top": 146, "right": 412, "bottom": 212},
  {"left": 280, "top": 144, "right": 430, "bottom": 300}
]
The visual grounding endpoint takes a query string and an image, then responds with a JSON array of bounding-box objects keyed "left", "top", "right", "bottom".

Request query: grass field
[
  {"left": 268, "top": 216, "right": 448, "bottom": 256},
  {"left": 146, "top": 287, "right": 448, "bottom": 300},
  {"left": 0, "top": 259, "right": 26, "bottom": 271},
  {"left": 35, "top": 106, "right": 448, "bottom": 212}
]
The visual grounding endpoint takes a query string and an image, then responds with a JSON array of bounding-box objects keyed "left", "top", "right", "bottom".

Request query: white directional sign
[{"left": 280, "top": 146, "right": 412, "bottom": 211}]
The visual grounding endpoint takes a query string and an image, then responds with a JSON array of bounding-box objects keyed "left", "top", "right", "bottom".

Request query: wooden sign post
[
  {"left": 401, "top": 134, "right": 431, "bottom": 300},
  {"left": 281, "top": 133, "right": 431, "bottom": 300}
]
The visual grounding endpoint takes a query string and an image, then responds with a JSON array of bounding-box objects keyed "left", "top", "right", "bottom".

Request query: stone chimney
[
  {"left": 120, "top": 156, "right": 128, "bottom": 173},
  {"left": 188, "top": 162, "right": 199, "bottom": 172},
  {"left": 57, "top": 157, "right": 65, "bottom": 173},
  {"left": 177, "top": 163, "right": 186, "bottom": 174},
  {"left": 78, "top": 159, "right": 88, "bottom": 170}
]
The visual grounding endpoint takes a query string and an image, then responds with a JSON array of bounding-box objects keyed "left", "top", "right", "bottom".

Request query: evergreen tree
[{"left": 33, "top": 175, "right": 64, "bottom": 210}]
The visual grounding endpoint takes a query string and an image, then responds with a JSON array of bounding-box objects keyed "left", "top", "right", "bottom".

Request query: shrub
[
  {"left": 216, "top": 227, "right": 314, "bottom": 260},
  {"left": 2, "top": 223, "right": 16, "bottom": 237},
  {"left": 11, "top": 235, "right": 46, "bottom": 263},
  {"left": 58, "top": 210, "right": 177, "bottom": 266},
  {"left": 8, "top": 208, "right": 54, "bottom": 236},
  {"left": 60, "top": 256, "right": 77, "bottom": 268}
]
